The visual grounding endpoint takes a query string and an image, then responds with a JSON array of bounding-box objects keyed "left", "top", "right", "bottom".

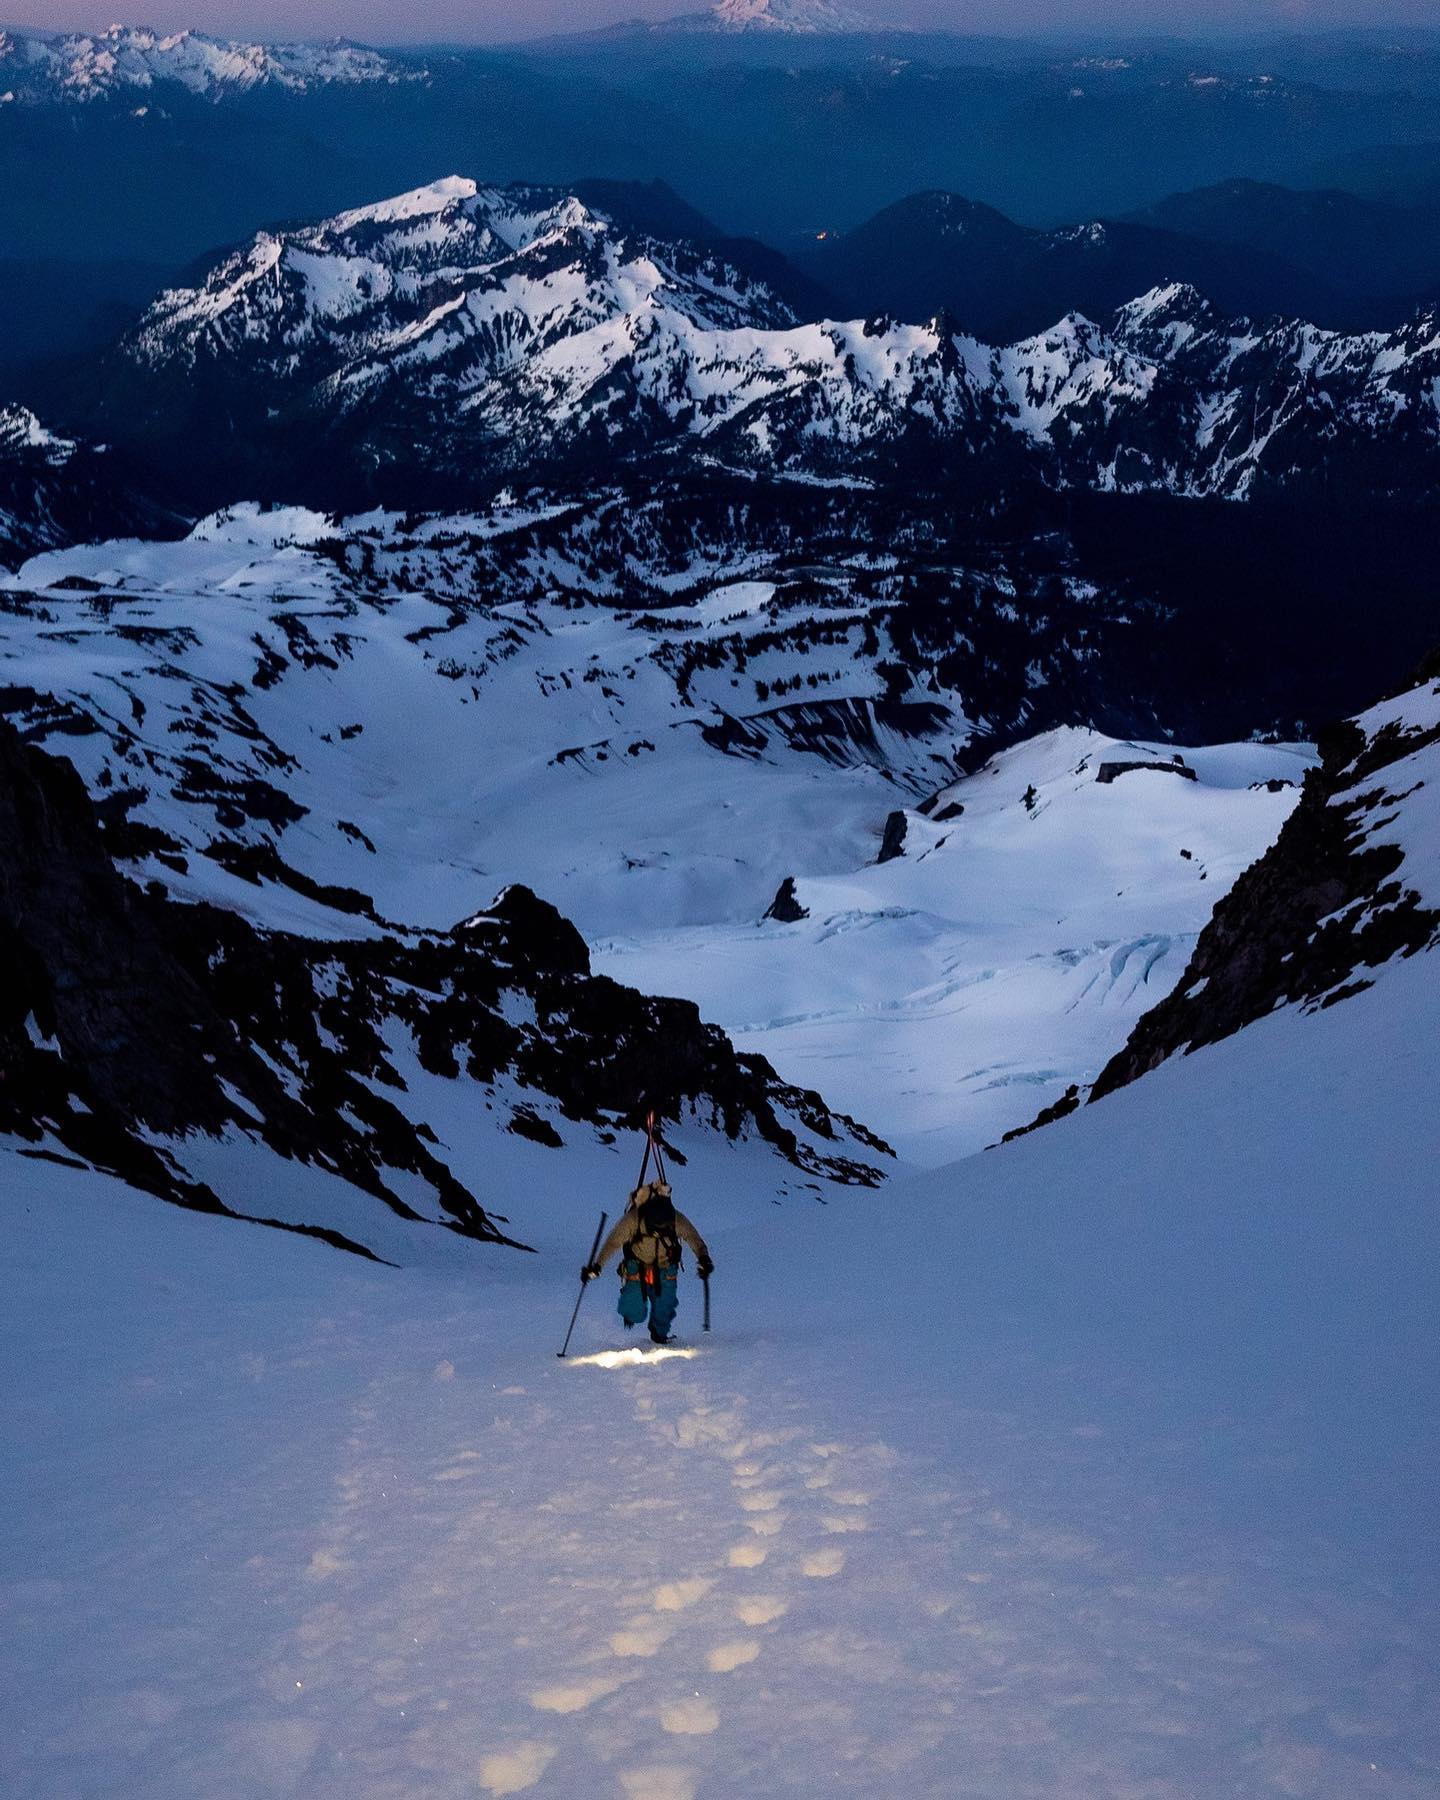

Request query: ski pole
[
  {"left": 558, "top": 1209, "right": 608, "bottom": 1359},
  {"left": 702, "top": 1272, "right": 711, "bottom": 1334}
]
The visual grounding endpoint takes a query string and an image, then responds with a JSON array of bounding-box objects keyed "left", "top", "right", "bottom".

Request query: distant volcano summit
[{"left": 699, "top": 0, "right": 880, "bottom": 33}]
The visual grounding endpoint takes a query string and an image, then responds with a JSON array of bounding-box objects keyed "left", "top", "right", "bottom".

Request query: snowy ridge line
[
  {"left": 0, "top": 404, "right": 74, "bottom": 460},
  {"left": 0, "top": 26, "right": 420, "bottom": 103},
  {"left": 85, "top": 175, "right": 1440, "bottom": 506}
]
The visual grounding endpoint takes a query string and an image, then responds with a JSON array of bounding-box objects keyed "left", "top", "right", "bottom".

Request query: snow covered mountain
[
  {"left": 85, "top": 175, "right": 804, "bottom": 501},
  {"left": 0, "top": 404, "right": 173, "bottom": 567},
  {"left": 622, "top": 0, "right": 881, "bottom": 33},
  {"left": 0, "top": 26, "right": 417, "bottom": 104},
  {"left": 83, "top": 177, "right": 1440, "bottom": 507},
  {"left": 700, "top": 0, "right": 878, "bottom": 31}
]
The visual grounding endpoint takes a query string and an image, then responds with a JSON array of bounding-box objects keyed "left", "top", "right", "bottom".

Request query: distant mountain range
[
  {"left": 803, "top": 190, "right": 1335, "bottom": 340},
  {"left": 4, "top": 21, "right": 1440, "bottom": 275},
  {"left": 1130, "top": 178, "right": 1440, "bottom": 322},
  {"left": 54, "top": 176, "right": 1440, "bottom": 513},
  {"left": 0, "top": 25, "right": 418, "bottom": 104}
]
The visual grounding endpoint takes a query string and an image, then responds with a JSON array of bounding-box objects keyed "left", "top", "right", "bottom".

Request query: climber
[{"left": 581, "top": 1177, "right": 713, "bottom": 1345}]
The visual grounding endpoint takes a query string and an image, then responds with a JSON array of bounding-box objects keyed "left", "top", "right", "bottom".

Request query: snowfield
[
  {"left": 4, "top": 947, "right": 1436, "bottom": 1798},
  {"left": 595, "top": 726, "right": 1308, "bottom": 1161},
  {"left": 0, "top": 504, "right": 1310, "bottom": 1161}
]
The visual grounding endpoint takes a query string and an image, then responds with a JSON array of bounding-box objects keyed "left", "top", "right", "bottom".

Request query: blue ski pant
[{"left": 618, "top": 1258, "right": 679, "bottom": 1338}]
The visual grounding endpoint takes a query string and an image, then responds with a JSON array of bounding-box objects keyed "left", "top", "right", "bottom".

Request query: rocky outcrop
[
  {"left": 876, "top": 810, "right": 908, "bottom": 864},
  {"left": 1000, "top": 1085, "right": 1081, "bottom": 1144},
  {"left": 0, "top": 720, "right": 514, "bottom": 1249},
  {"left": 1090, "top": 654, "right": 1440, "bottom": 1101},
  {"left": 763, "top": 876, "right": 810, "bottom": 923},
  {"left": 1094, "top": 758, "right": 1196, "bottom": 785},
  {"left": 1, "top": 725, "right": 890, "bottom": 1253}
]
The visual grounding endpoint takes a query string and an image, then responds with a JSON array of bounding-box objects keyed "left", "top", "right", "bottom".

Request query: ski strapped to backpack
[
  {"left": 623, "top": 1112, "right": 684, "bottom": 1272},
  {"left": 634, "top": 1108, "right": 667, "bottom": 1189}
]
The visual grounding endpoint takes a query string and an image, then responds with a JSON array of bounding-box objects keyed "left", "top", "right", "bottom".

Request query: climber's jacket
[{"left": 593, "top": 1181, "right": 711, "bottom": 1273}]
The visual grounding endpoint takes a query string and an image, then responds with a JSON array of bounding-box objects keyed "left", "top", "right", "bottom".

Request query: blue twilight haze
[{"left": 5, "top": 1, "right": 1439, "bottom": 44}]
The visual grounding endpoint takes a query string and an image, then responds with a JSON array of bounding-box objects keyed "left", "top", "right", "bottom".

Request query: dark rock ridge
[
  {"left": 1090, "top": 653, "right": 1440, "bottom": 1101},
  {"left": 1094, "top": 758, "right": 1196, "bottom": 785},
  {"left": 1, "top": 723, "right": 889, "bottom": 1251},
  {"left": 1001, "top": 1084, "right": 1082, "bottom": 1145},
  {"left": 876, "top": 810, "right": 908, "bottom": 864}
]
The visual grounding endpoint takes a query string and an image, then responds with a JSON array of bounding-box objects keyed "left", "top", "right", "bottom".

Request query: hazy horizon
[{"left": 5, "top": 2, "right": 1440, "bottom": 48}]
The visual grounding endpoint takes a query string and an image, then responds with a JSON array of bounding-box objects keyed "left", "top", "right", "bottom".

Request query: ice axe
[{"left": 557, "top": 1209, "right": 608, "bottom": 1359}]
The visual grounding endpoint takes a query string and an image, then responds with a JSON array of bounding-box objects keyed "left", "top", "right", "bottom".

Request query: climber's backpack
[{"left": 628, "top": 1183, "right": 683, "bottom": 1269}]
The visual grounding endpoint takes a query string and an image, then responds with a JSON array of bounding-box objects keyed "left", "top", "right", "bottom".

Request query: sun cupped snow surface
[
  {"left": 0, "top": 503, "right": 1309, "bottom": 1162},
  {"left": 3, "top": 941, "right": 1436, "bottom": 1797}
]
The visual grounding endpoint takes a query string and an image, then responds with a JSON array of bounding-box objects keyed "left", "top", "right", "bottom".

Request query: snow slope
[
  {"left": 3, "top": 936, "right": 1435, "bottom": 1798},
  {"left": 1, "top": 711, "right": 887, "bottom": 1261},
  {"left": 595, "top": 726, "right": 1309, "bottom": 1161}
]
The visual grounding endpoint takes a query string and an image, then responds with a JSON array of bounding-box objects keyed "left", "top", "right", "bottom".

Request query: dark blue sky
[{"left": 7, "top": 2, "right": 1438, "bottom": 45}]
